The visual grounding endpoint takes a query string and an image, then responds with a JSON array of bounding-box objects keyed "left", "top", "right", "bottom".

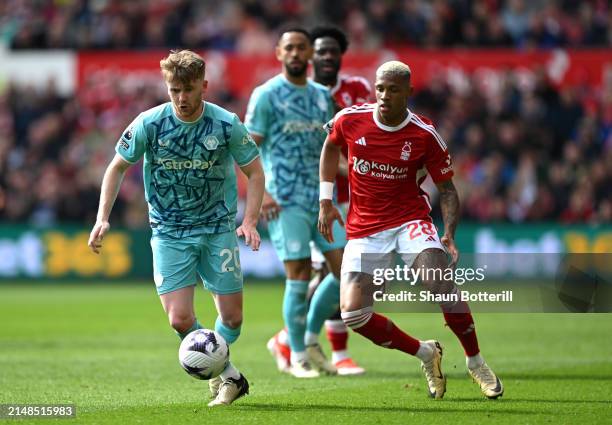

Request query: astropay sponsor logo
[
  {"left": 157, "top": 158, "right": 216, "bottom": 170},
  {"left": 352, "top": 156, "right": 409, "bottom": 180}
]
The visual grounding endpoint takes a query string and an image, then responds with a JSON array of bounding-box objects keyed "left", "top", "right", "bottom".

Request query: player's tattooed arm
[
  {"left": 436, "top": 179, "right": 460, "bottom": 266},
  {"left": 436, "top": 179, "right": 460, "bottom": 238}
]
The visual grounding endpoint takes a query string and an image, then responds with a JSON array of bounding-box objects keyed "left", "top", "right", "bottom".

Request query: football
[{"left": 178, "top": 329, "right": 229, "bottom": 380}]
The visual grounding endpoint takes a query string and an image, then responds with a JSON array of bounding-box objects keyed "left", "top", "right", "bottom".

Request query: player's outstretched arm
[
  {"left": 436, "top": 179, "right": 460, "bottom": 267},
  {"left": 237, "top": 157, "right": 265, "bottom": 251},
  {"left": 88, "top": 154, "right": 132, "bottom": 254},
  {"left": 318, "top": 137, "right": 344, "bottom": 243}
]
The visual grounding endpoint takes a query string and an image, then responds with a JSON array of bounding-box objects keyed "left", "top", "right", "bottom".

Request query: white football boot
[
  {"left": 420, "top": 340, "right": 446, "bottom": 399},
  {"left": 469, "top": 362, "right": 504, "bottom": 399},
  {"left": 306, "top": 343, "right": 337, "bottom": 375},
  {"left": 289, "top": 359, "right": 320, "bottom": 378},
  {"left": 208, "top": 375, "right": 222, "bottom": 399},
  {"left": 208, "top": 374, "right": 249, "bottom": 406}
]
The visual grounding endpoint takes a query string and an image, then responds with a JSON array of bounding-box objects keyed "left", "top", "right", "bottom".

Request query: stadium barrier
[
  {"left": 2, "top": 48, "right": 610, "bottom": 98},
  {"left": 0, "top": 224, "right": 609, "bottom": 281}
]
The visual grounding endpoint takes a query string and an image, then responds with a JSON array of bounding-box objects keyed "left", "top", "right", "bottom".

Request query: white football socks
[
  {"left": 220, "top": 362, "right": 241, "bottom": 381},
  {"left": 415, "top": 341, "right": 434, "bottom": 362},
  {"left": 331, "top": 350, "right": 348, "bottom": 364},
  {"left": 304, "top": 331, "right": 319, "bottom": 346},
  {"left": 467, "top": 353, "right": 484, "bottom": 369},
  {"left": 291, "top": 350, "right": 308, "bottom": 365}
]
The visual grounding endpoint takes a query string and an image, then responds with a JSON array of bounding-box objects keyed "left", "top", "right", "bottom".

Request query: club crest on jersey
[
  {"left": 400, "top": 141, "right": 412, "bottom": 161},
  {"left": 203, "top": 136, "right": 219, "bottom": 151}
]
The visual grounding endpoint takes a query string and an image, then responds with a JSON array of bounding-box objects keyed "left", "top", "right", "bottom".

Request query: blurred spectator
[
  {"left": 2, "top": 0, "right": 611, "bottom": 51},
  {"left": 502, "top": 0, "right": 531, "bottom": 45}
]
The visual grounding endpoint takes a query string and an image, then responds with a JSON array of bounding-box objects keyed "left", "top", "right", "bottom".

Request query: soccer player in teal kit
[
  {"left": 88, "top": 50, "right": 264, "bottom": 406},
  {"left": 245, "top": 28, "right": 345, "bottom": 378},
  {"left": 245, "top": 28, "right": 344, "bottom": 377}
]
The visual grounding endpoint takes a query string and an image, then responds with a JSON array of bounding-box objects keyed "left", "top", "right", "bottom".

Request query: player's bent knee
[
  {"left": 340, "top": 298, "right": 362, "bottom": 313},
  {"left": 340, "top": 287, "right": 368, "bottom": 313},
  {"left": 169, "top": 314, "right": 196, "bottom": 333},
  {"left": 222, "top": 315, "right": 243, "bottom": 330}
]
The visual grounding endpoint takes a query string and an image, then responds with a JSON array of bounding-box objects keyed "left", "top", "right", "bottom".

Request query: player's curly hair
[
  {"left": 310, "top": 25, "right": 349, "bottom": 54},
  {"left": 160, "top": 50, "right": 205, "bottom": 84}
]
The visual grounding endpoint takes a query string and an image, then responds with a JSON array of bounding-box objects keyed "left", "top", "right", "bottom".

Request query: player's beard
[
  {"left": 285, "top": 61, "right": 308, "bottom": 78},
  {"left": 313, "top": 61, "right": 340, "bottom": 86}
]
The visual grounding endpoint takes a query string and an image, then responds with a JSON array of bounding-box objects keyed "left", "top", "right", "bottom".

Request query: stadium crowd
[
  {"left": 1, "top": 59, "right": 609, "bottom": 227},
  {"left": 0, "top": 0, "right": 609, "bottom": 227},
  {"left": 2, "top": 0, "right": 611, "bottom": 51}
]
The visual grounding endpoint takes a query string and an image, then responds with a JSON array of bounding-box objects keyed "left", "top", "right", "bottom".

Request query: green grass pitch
[{"left": 1, "top": 282, "right": 611, "bottom": 424}]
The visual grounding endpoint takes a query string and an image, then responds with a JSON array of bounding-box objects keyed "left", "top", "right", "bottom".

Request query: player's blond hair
[
  {"left": 160, "top": 50, "right": 205, "bottom": 84},
  {"left": 376, "top": 61, "right": 411, "bottom": 82}
]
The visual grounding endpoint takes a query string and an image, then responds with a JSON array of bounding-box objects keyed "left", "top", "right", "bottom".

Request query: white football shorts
[{"left": 341, "top": 219, "right": 446, "bottom": 280}]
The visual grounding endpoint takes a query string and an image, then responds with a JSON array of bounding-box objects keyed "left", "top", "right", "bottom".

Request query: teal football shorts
[
  {"left": 151, "top": 230, "right": 243, "bottom": 295},
  {"left": 268, "top": 206, "right": 346, "bottom": 262}
]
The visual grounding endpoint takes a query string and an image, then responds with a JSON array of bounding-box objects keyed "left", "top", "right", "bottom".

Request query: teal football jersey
[
  {"left": 116, "top": 101, "right": 259, "bottom": 234},
  {"left": 245, "top": 75, "right": 334, "bottom": 212}
]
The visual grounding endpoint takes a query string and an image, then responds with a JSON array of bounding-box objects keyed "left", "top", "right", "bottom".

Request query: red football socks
[
  {"left": 442, "top": 301, "right": 480, "bottom": 356},
  {"left": 353, "top": 312, "right": 420, "bottom": 355}
]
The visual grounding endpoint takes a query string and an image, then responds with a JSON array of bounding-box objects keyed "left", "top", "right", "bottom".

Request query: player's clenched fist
[
  {"left": 318, "top": 199, "right": 344, "bottom": 243},
  {"left": 88, "top": 220, "right": 110, "bottom": 254}
]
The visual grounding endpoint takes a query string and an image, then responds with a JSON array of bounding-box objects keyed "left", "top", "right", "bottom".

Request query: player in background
[
  {"left": 318, "top": 61, "right": 503, "bottom": 399},
  {"left": 88, "top": 50, "right": 264, "bottom": 406},
  {"left": 245, "top": 28, "right": 344, "bottom": 378},
  {"left": 267, "top": 25, "right": 370, "bottom": 376}
]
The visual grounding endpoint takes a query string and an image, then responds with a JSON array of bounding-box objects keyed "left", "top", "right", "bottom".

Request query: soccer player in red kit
[
  {"left": 318, "top": 61, "right": 503, "bottom": 399},
  {"left": 310, "top": 25, "right": 370, "bottom": 207},
  {"left": 267, "top": 26, "right": 370, "bottom": 376}
]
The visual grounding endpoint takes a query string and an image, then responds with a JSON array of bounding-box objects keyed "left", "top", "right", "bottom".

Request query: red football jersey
[
  {"left": 331, "top": 75, "right": 371, "bottom": 109},
  {"left": 330, "top": 75, "right": 372, "bottom": 203},
  {"left": 326, "top": 103, "right": 454, "bottom": 239}
]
